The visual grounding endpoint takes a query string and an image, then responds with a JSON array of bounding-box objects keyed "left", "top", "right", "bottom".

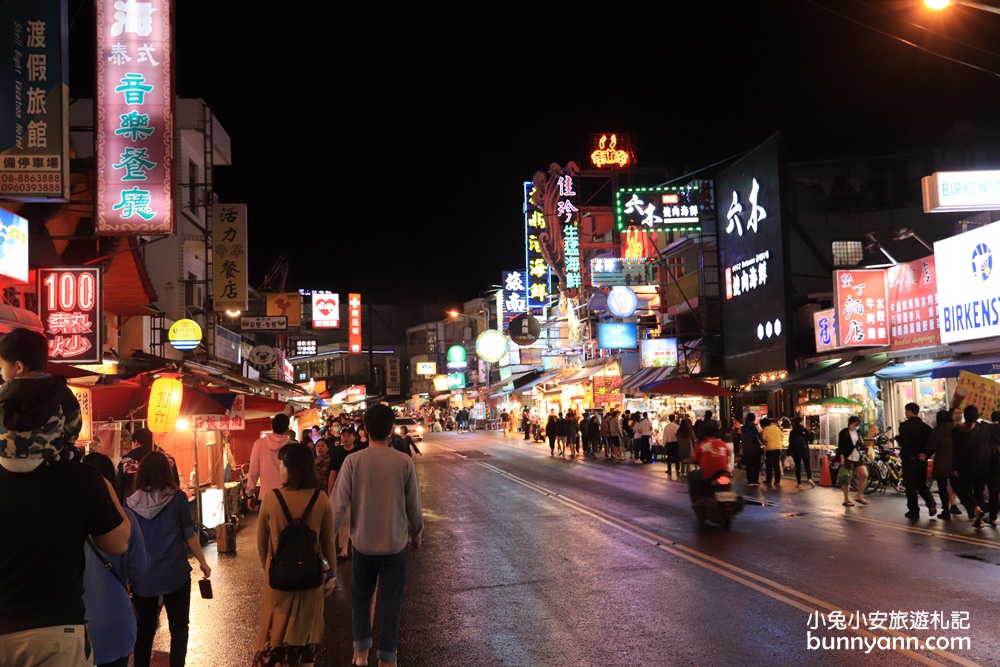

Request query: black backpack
[{"left": 268, "top": 489, "right": 324, "bottom": 591}]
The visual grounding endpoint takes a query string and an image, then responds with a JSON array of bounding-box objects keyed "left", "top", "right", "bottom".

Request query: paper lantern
[{"left": 148, "top": 377, "right": 184, "bottom": 433}]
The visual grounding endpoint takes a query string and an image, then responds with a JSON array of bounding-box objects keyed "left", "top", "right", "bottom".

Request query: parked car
[{"left": 395, "top": 417, "right": 424, "bottom": 440}]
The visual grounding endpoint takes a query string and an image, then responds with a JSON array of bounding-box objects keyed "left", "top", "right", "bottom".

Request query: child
[{"left": 0, "top": 327, "right": 83, "bottom": 469}]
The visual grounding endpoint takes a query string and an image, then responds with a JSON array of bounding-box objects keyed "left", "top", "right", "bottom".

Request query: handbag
[
  {"left": 783, "top": 455, "right": 795, "bottom": 471},
  {"left": 927, "top": 458, "right": 934, "bottom": 479},
  {"left": 87, "top": 536, "right": 138, "bottom": 619},
  {"left": 836, "top": 464, "right": 853, "bottom": 487}
]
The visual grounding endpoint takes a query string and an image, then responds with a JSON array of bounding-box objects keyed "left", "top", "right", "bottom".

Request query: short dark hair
[
  {"left": 794, "top": 416, "right": 803, "bottom": 425},
  {"left": 937, "top": 410, "right": 953, "bottom": 425},
  {"left": 279, "top": 443, "right": 316, "bottom": 491},
  {"left": 0, "top": 327, "right": 49, "bottom": 371},
  {"left": 744, "top": 413, "right": 756, "bottom": 424},
  {"left": 991, "top": 411, "right": 1000, "bottom": 423},
  {"left": 133, "top": 427, "right": 153, "bottom": 448},
  {"left": 760, "top": 417, "right": 771, "bottom": 428},
  {"left": 704, "top": 410, "right": 713, "bottom": 419},
  {"left": 340, "top": 427, "right": 355, "bottom": 439},
  {"left": 82, "top": 452, "right": 116, "bottom": 486},
  {"left": 271, "top": 413, "right": 290, "bottom": 434},
  {"left": 136, "top": 451, "right": 179, "bottom": 492},
  {"left": 848, "top": 415, "right": 861, "bottom": 426},
  {"left": 363, "top": 404, "right": 395, "bottom": 440},
  {"left": 904, "top": 402, "right": 920, "bottom": 415},
  {"left": 965, "top": 405, "right": 980, "bottom": 424}
]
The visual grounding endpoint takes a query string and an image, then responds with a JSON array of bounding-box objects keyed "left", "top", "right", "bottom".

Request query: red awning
[{"left": 101, "top": 237, "right": 158, "bottom": 316}]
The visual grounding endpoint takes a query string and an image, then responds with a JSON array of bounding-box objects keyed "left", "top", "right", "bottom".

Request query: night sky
[{"left": 70, "top": 0, "right": 1000, "bottom": 304}]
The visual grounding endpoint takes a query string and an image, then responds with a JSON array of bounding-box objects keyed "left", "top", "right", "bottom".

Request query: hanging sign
[
  {"left": 886, "top": 255, "right": 939, "bottom": 351},
  {"left": 68, "top": 385, "right": 92, "bottom": 443},
  {"left": 616, "top": 185, "right": 701, "bottom": 231},
  {"left": 38, "top": 267, "right": 102, "bottom": 363},
  {"left": 606, "top": 286, "right": 639, "bottom": 318},
  {"left": 147, "top": 376, "right": 183, "bottom": 433},
  {"left": 247, "top": 345, "right": 278, "bottom": 371},
  {"left": 311, "top": 291, "right": 340, "bottom": 328},
  {"left": 834, "top": 269, "right": 889, "bottom": 347},
  {"left": 168, "top": 318, "right": 202, "bottom": 351},
  {"left": 348, "top": 293, "right": 362, "bottom": 354},
  {"left": 475, "top": 330, "right": 508, "bottom": 363},
  {"left": 524, "top": 181, "right": 551, "bottom": 313},
  {"left": 266, "top": 293, "right": 301, "bottom": 327},
  {"left": 212, "top": 204, "right": 248, "bottom": 311},
  {"left": 813, "top": 308, "right": 840, "bottom": 353},
  {"left": 194, "top": 394, "right": 245, "bottom": 431},
  {"left": 509, "top": 314, "right": 540, "bottom": 346}
]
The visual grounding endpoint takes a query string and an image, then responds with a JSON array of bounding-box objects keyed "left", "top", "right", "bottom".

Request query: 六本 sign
[
  {"left": 616, "top": 185, "right": 701, "bottom": 232},
  {"left": 38, "top": 268, "right": 102, "bottom": 363},
  {"left": 834, "top": 269, "right": 889, "bottom": 347},
  {"left": 212, "top": 204, "right": 247, "bottom": 311}
]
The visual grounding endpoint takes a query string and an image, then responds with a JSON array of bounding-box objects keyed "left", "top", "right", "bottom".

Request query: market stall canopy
[
  {"left": 643, "top": 377, "right": 733, "bottom": 397},
  {"left": 621, "top": 366, "right": 675, "bottom": 394},
  {"left": 514, "top": 372, "right": 561, "bottom": 394},
  {"left": 489, "top": 370, "right": 536, "bottom": 391},
  {"left": 931, "top": 353, "right": 1000, "bottom": 379},
  {"left": 874, "top": 359, "right": 947, "bottom": 381},
  {"left": 561, "top": 364, "right": 613, "bottom": 386},
  {"left": 432, "top": 393, "right": 452, "bottom": 403},
  {"left": 778, "top": 354, "right": 890, "bottom": 389},
  {"left": 758, "top": 359, "right": 843, "bottom": 390},
  {"left": 799, "top": 396, "right": 863, "bottom": 407}
]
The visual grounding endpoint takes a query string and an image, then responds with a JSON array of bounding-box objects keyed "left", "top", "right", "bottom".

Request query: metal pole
[{"left": 193, "top": 430, "right": 203, "bottom": 538}]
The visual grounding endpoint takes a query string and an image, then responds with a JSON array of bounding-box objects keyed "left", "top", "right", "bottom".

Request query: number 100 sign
[{"left": 37, "top": 268, "right": 103, "bottom": 364}]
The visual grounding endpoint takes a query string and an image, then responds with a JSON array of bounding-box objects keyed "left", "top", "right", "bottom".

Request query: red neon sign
[{"left": 38, "top": 268, "right": 102, "bottom": 363}]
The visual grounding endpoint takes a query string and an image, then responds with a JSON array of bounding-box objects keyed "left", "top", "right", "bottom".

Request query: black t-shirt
[
  {"left": 0, "top": 461, "right": 124, "bottom": 634},
  {"left": 328, "top": 445, "right": 360, "bottom": 473}
]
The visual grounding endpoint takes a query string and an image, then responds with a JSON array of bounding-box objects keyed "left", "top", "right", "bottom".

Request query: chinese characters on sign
[
  {"left": 96, "top": 0, "right": 173, "bottom": 233},
  {"left": 348, "top": 293, "right": 362, "bottom": 354},
  {"left": 617, "top": 185, "right": 701, "bottom": 231},
  {"left": 834, "top": 269, "right": 889, "bottom": 347},
  {"left": 590, "top": 134, "right": 630, "bottom": 168},
  {"left": 622, "top": 227, "right": 657, "bottom": 260},
  {"left": 68, "top": 385, "right": 92, "bottom": 443},
  {"left": 212, "top": 204, "right": 247, "bottom": 311},
  {"left": 194, "top": 394, "right": 246, "bottom": 431},
  {"left": 524, "top": 181, "right": 551, "bottom": 313},
  {"left": 725, "top": 178, "right": 767, "bottom": 237},
  {"left": 886, "top": 256, "right": 940, "bottom": 352},
  {"left": 558, "top": 174, "right": 582, "bottom": 294},
  {"left": 501, "top": 270, "right": 526, "bottom": 333},
  {"left": 593, "top": 371, "right": 623, "bottom": 407},
  {"left": 38, "top": 268, "right": 102, "bottom": 364},
  {"left": 266, "top": 293, "right": 301, "bottom": 327},
  {"left": 954, "top": 370, "right": 1000, "bottom": 421},
  {"left": 725, "top": 251, "right": 770, "bottom": 300},
  {"left": 0, "top": 0, "right": 70, "bottom": 200},
  {"left": 293, "top": 339, "right": 317, "bottom": 356},
  {"left": 311, "top": 292, "right": 340, "bottom": 328},
  {"left": 240, "top": 316, "right": 287, "bottom": 331},
  {"left": 589, "top": 257, "right": 651, "bottom": 287},
  {"left": 813, "top": 308, "right": 839, "bottom": 353}
]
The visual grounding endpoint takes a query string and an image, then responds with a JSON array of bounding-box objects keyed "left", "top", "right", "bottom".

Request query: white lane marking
[{"left": 479, "top": 462, "right": 981, "bottom": 667}]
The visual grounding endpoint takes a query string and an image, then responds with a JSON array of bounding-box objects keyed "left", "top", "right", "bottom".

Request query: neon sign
[
  {"left": 38, "top": 267, "right": 102, "bottom": 363},
  {"left": 590, "top": 134, "right": 630, "bottom": 168},
  {"left": 616, "top": 185, "right": 701, "bottom": 232}
]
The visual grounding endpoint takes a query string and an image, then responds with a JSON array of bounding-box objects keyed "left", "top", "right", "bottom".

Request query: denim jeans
[{"left": 352, "top": 546, "right": 409, "bottom": 664}]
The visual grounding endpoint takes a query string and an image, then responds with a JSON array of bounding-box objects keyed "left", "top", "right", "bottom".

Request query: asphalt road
[{"left": 156, "top": 429, "right": 1000, "bottom": 666}]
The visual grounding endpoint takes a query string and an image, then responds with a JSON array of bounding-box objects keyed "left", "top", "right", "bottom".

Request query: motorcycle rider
[{"left": 686, "top": 424, "right": 730, "bottom": 500}]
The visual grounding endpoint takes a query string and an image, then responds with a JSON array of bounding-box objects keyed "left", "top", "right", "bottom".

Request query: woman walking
[
  {"left": 928, "top": 410, "right": 956, "bottom": 521},
  {"left": 607, "top": 409, "right": 625, "bottom": 461},
  {"left": 254, "top": 443, "right": 337, "bottom": 666},
  {"left": 788, "top": 417, "right": 816, "bottom": 488},
  {"left": 677, "top": 417, "right": 696, "bottom": 475},
  {"left": 836, "top": 415, "right": 868, "bottom": 507},
  {"left": 127, "top": 452, "right": 212, "bottom": 667}
]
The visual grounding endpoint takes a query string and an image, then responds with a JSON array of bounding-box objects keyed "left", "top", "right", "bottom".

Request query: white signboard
[
  {"left": 311, "top": 291, "right": 340, "bottom": 328},
  {"left": 933, "top": 221, "right": 999, "bottom": 344},
  {"left": 194, "top": 394, "right": 245, "bottom": 431},
  {"left": 922, "top": 170, "right": 1000, "bottom": 213}
]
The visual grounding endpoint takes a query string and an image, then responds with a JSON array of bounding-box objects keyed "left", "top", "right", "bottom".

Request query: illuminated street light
[
  {"left": 924, "top": 0, "right": 1000, "bottom": 15},
  {"left": 175, "top": 417, "right": 190, "bottom": 430}
]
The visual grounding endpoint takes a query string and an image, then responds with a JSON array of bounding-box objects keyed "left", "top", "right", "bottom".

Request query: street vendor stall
[{"left": 797, "top": 395, "right": 863, "bottom": 473}]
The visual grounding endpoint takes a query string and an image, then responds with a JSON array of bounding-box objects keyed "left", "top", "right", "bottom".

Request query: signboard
[
  {"left": 593, "top": 370, "right": 623, "bottom": 407},
  {"left": 953, "top": 370, "right": 1000, "bottom": 421},
  {"left": 95, "top": 0, "right": 173, "bottom": 234},
  {"left": 501, "top": 270, "right": 527, "bottom": 329},
  {"left": 446, "top": 372, "right": 466, "bottom": 390},
  {"left": 240, "top": 315, "right": 287, "bottom": 331},
  {"left": 922, "top": 170, "right": 1000, "bottom": 213},
  {"left": 598, "top": 322, "right": 638, "bottom": 349},
  {"left": 590, "top": 133, "right": 631, "bottom": 168},
  {"left": 886, "top": 255, "right": 940, "bottom": 351},
  {"left": 559, "top": 171, "right": 582, "bottom": 295},
  {"left": 934, "top": 221, "right": 1000, "bottom": 344},
  {"left": 416, "top": 361, "right": 437, "bottom": 375},
  {"left": 475, "top": 330, "right": 508, "bottom": 363},
  {"left": 834, "top": 269, "right": 889, "bottom": 347},
  {"left": 616, "top": 185, "right": 701, "bottom": 232},
  {"left": 524, "top": 181, "right": 551, "bottom": 312},
  {"left": 215, "top": 325, "right": 241, "bottom": 364},
  {"left": 194, "top": 394, "right": 246, "bottom": 431},
  {"left": 717, "top": 134, "right": 787, "bottom": 356},
  {"left": 266, "top": 293, "right": 301, "bottom": 327},
  {"left": 606, "top": 286, "right": 639, "bottom": 319},
  {"left": 247, "top": 344, "right": 278, "bottom": 371},
  {"left": 167, "top": 318, "right": 202, "bottom": 351},
  {"left": 311, "top": 291, "right": 340, "bottom": 328},
  {"left": 348, "top": 293, "right": 362, "bottom": 354},
  {"left": 0, "top": 0, "right": 70, "bottom": 200},
  {"left": 0, "top": 207, "right": 29, "bottom": 282},
  {"left": 509, "top": 314, "right": 540, "bottom": 346},
  {"left": 813, "top": 308, "right": 839, "bottom": 353},
  {"left": 446, "top": 345, "right": 467, "bottom": 368},
  {"left": 432, "top": 375, "right": 449, "bottom": 392},
  {"left": 622, "top": 228, "right": 658, "bottom": 260},
  {"left": 640, "top": 338, "right": 678, "bottom": 368},
  {"left": 212, "top": 204, "right": 247, "bottom": 311},
  {"left": 38, "top": 267, "right": 102, "bottom": 363},
  {"left": 386, "top": 356, "right": 400, "bottom": 394},
  {"left": 589, "top": 257, "right": 652, "bottom": 287},
  {"left": 529, "top": 163, "right": 581, "bottom": 298},
  {"left": 68, "top": 385, "right": 92, "bottom": 443},
  {"left": 293, "top": 339, "right": 316, "bottom": 356}
]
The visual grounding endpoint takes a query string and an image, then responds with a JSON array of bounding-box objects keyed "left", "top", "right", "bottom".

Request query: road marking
[{"left": 479, "top": 462, "right": 981, "bottom": 667}]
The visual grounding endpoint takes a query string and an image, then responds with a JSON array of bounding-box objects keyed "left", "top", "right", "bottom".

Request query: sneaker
[{"left": 905, "top": 511, "right": 920, "bottom": 519}]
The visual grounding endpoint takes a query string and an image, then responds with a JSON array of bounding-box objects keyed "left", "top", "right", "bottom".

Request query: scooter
[
  {"left": 531, "top": 422, "right": 545, "bottom": 443},
  {"left": 689, "top": 469, "right": 744, "bottom": 530}
]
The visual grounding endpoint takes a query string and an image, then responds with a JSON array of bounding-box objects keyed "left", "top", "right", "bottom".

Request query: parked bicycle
[
  {"left": 235, "top": 461, "right": 260, "bottom": 513},
  {"left": 866, "top": 440, "right": 905, "bottom": 495}
]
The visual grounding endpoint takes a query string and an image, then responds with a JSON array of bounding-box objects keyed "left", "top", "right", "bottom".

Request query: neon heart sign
[{"left": 311, "top": 292, "right": 340, "bottom": 328}]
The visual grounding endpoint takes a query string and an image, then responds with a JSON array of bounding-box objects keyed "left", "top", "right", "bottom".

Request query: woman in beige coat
[{"left": 254, "top": 443, "right": 338, "bottom": 666}]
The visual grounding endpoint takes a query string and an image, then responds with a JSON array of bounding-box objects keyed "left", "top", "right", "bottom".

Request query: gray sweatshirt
[{"left": 330, "top": 446, "right": 423, "bottom": 555}]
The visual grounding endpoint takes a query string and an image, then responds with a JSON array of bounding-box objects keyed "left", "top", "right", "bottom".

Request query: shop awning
[
  {"left": 805, "top": 354, "right": 891, "bottom": 386},
  {"left": 0, "top": 303, "right": 44, "bottom": 334},
  {"left": 931, "top": 353, "right": 1000, "bottom": 379},
  {"left": 489, "top": 370, "right": 535, "bottom": 391},
  {"left": 561, "top": 364, "right": 611, "bottom": 386},
  {"left": 875, "top": 359, "right": 948, "bottom": 381},
  {"left": 621, "top": 366, "right": 675, "bottom": 393},
  {"left": 759, "top": 359, "right": 843, "bottom": 390},
  {"left": 432, "top": 393, "right": 452, "bottom": 403},
  {"left": 514, "top": 372, "right": 561, "bottom": 393}
]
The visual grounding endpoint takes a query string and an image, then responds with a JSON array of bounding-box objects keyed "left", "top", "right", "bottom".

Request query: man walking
[
  {"left": 897, "top": 402, "right": 937, "bottom": 520},
  {"left": 661, "top": 414, "right": 680, "bottom": 475},
  {"left": 246, "top": 413, "right": 291, "bottom": 502},
  {"left": 331, "top": 405, "right": 423, "bottom": 667},
  {"left": 634, "top": 412, "right": 653, "bottom": 463}
]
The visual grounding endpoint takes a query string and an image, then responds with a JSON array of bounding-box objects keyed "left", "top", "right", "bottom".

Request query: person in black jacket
[
  {"left": 952, "top": 405, "right": 1000, "bottom": 527},
  {"left": 545, "top": 411, "right": 559, "bottom": 456},
  {"left": 896, "top": 402, "right": 937, "bottom": 520},
  {"left": 836, "top": 415, "right": 868, "bottom": 506},
  {"left": 928, "top": 410, "right": 956, "bottom": 521},
  {"left": 741, "top": 413, "right": 763, "bottom": 487},
  {"left": 789, "top": 417, "right": 815, "bottom": 488}
]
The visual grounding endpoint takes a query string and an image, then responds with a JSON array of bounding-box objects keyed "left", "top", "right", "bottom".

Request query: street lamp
[{"left": 925, "top": 0, "right": 1000, "bottom": 16}]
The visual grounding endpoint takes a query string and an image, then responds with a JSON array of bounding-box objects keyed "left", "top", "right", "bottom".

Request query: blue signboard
[{"left": 598, "top": 322, "right": 638, "bottom": 349}]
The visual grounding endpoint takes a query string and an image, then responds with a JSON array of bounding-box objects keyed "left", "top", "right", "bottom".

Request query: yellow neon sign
[{"left": 591, "top": 134, "right": 630, "bottom": 168}]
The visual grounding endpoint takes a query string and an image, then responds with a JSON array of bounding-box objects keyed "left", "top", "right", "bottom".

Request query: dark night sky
[{"left": 71, "top": 0, "right": 1000, "bottom": 304}]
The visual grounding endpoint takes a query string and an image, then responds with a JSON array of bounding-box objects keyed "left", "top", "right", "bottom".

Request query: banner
[
  {"left": 311, "top": 292, "right": 340, "bottom": 328},
  {"left": 68, "top": 385, "right": 92, "bottom": 443},
  {"left": 886, "top": 255, "right": 939, "bottom": 351},
  {"left": 212, "top": 204, "right": 247, "bottom": 311},
  {"left": 194, "top": 394, "right": 245, "bottom": 431}
]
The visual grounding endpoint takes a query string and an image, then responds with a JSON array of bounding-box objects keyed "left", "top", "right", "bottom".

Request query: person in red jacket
[{"left": 687, "top": 425, "right": 731, "bottom": 498}]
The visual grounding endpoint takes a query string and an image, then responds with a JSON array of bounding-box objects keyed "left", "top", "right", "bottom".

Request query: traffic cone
[{"left": 820, "top": 455, "right": 832, "bottom": 487}]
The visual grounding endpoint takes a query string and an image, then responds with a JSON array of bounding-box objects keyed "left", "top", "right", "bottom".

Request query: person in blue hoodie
[
  {"left": 83, "top": 452, "right": 150, "bottom": 667},
  {"left": 127, "top": 451, "right": 211, "bottom": 667}
]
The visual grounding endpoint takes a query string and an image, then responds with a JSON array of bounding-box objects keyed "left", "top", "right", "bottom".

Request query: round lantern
[
  {"left": 148, "top": 376, "right": 184, "bottom": 434},
  {"left": 606, "top": 286, "right": 638, "bottom": 319},
  {"left": 475, "top": 329, "right": 508, "bottom": 363},
  {"left": 168, "top": 319, "right": 203, "bottom": 351}
]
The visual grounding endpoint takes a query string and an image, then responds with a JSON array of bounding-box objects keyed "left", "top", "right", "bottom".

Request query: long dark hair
[
  {"left": 135, "top": 451, "right": 179, "bottom": 492},
  {"left": 677, "top": 418, "right": 694, "bottom": 439},
  {"left": 279, "top": 443, "right": 317, "bottom": 491}
]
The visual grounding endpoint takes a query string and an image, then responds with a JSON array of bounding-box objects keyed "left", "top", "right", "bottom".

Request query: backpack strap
[
  {"left": 273, "top": 488, "right": 293, "bottom": 523},
  {"left": 300, "top": 489, "right": 320, "bottom": 522}
]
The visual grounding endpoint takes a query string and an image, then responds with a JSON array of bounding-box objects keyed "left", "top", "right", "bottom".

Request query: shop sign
[
  {"left": 834, "top": 269, "right": 889, "bottom": 347},
  {"left": 598, "top": 322, "right": 638, "bottom": 349},
  {"left": 528, "top": 163, "right": 581, "bottom": 298},
  {"left": 387, "top": 356, "right": 400, "bottom": 395},
  {"left": 446, "top": 344, "right": 467, "bottom": 368},
  {"left": 266, "top": 293, "right": 301, "bottom": 327},
  {"left": 886, "top": 255, "right": 940, "bottom": 351},
  {"left": 446, "top": 372, "right": 466, "bottom": 390},
  {"left": 954, "top": 370, "right": 1000, "bottom": 420},
  {"left": 96, "top": 0, "right": 173, "bottom": 233},
  {"left": 589, "top": 257, "right": 652, "bottom": 287},
  {"left": 212, "top": 205, "right": 247, "bottom": 311},
  {"left": 38, "top": 267, "right": 102, "bottom": 363},
  {"left": 416, "top": 361, "right": 437, "bottom": 375},
  {"left": 524, "top": 181, "right": 551, "bottom": 313},
  {"left": 194, "top": 394, "right": 245, "bottom": 431},
  {"left": 502, "top": 270, "right": 527, "bottom": 315},
  {"left": 559, "top": 173, "right": 582, "bottom": 295},
  {"left": 0, "top": 208, "right": 29, "bottom": 282},
  {"left": 813, "top": 308, "right": 840, "bottom": 353},
  {"left": 167, "top": 318, "right": 202, "bottom": 351},
  {"left": 509, "top": 314, "right": 540, "bottom": 346},
  {"left": 616, "top": 184, "right": 701, "bottom": 232},
  {"left": 717, "top": 134, "right": 786, "bottom": 356},
  {"left": 590, "top": 133, "right": 631, "bottom": 169},
  {"left": 933, "top": 222, "right": 1000, "bottom": 344},
  {"left": 593, "top": 370, "right": 623, "bottom": 407},
  {"left": 0, "top": 0, "right": 70, "bottom": 200},
  {"left": 432, "top": 375, "right": 449, "bottom": 392},
  {"left": 621, "top": 228, "right": 657, "bottom": 260},
  {"left": 311, "top": 291, "right": 340, "bottom": 328},
  {"left": 922, "top": 170, "right": 1000, "bottom": 213},
  {"left": 68, "top": 385, "right": 92, "bottom": 443},
  {"left": 640, "top": 338, "right": 678, "bottom": 368},
  {"left": 215, "top": 325, "right": 241, "bottom": 364},
  {"left": 247, "top": 344, "right": 278, "bottom": 371},
  {"left": 606, "top": 286, "right": 639, "bottom": 318},
  {"left": 292, "top": 338, "right": 316, "bottom": 356},
  {"left": 240, "top": 315, "right": 287, "bottom": 331},
  {"left": 348, "top": 293, "right": 361, "bottom": 354}
]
